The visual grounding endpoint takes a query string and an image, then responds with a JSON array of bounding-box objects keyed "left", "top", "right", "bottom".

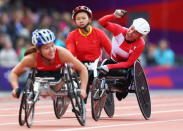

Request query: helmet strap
[
  {"left": 125, "top": 38, "right": 135, "bottom": 44},
  {"left": 78, "top": 22, "right": 90, "bottom": 33}
]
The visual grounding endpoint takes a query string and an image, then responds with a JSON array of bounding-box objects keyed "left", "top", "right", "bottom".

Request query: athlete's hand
[
  {"left": 80, "top": 89, "right": 87, "bottom": 99},
  {"left": 12, "top": 88, "right": 21, "bottom": 98},
  {"left": 114, "top": 9, "right": 127, "bottom": 18},
  {"left": 97, "top": 65, "right": 109, "bottom": 75}
]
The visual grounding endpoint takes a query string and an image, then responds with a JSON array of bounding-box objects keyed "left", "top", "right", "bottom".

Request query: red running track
[{"left": 0, "top": 90, "right": 183, "bottom": 131}]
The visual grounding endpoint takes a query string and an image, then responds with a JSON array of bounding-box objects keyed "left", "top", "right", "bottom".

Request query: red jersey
[
  {"left": 36, "top": 48, "right": 63, "bottom": 71},
  {"left": 66, "top": 26, "right": 111, "bottom": 62},
  {"left": 99, "top": 14, "right": 145, "bottom": 69}
]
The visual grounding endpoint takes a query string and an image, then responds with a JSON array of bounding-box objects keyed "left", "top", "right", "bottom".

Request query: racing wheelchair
[
  {"left": 91, "top": 59, "right": 151, "bottom": 120},
  {"left": 18, "top": 64, "right": 86, "bottom": 128},
  {"left": 83, "top": 59, "right": 115, "bottom": 121}
]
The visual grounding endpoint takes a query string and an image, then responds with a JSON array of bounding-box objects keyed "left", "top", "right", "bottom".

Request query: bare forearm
[
  {"left": 79, "top": 67, "right": 88, "bottom": 91},
  {"left": 9, "top": 72, "right": 19, "bottom": 90}
]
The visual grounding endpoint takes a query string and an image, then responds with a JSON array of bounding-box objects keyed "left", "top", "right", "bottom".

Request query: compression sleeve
[{"left": 99, "top": 14, "right": 125, "bottom": 36}]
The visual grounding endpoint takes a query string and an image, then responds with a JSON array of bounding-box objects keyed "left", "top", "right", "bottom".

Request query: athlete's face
[
  {"left": 40, "top": 43, "right": 55, "bottom": 60},
  {"left": 125, "top": 26, "right": 142, "bottom": 41},
  {"left": 75, "top": 12, "right": 90, "bottom": 28}
]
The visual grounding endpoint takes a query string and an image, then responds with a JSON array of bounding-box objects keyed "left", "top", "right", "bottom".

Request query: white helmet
[
  {"left": 132, "top": 18, "right": 150, "bottom": 35},
  {"left": 32, "top": 29, "right": 55, "bottom": 46}
]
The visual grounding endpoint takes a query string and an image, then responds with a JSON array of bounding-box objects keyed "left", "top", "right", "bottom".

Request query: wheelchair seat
[
  {"left": 101, "top": 58, "right": 133, "bottom": 81},
  {"left": 35, "top": 69, "right": 63, "bottom": 83},
  {"left": 106, "top": 66, "right": 132, "bottom": 85}
]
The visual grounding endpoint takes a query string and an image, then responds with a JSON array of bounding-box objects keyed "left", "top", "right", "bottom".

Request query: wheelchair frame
[
  {"left": 91, "top": 60, "right": 151, "bottom": 120},
  {"left": 18, "top": 64, "right": 86, "bottom": 128},
  {"left": 83, "top": 59, "right": 115, "bottom": 121}
]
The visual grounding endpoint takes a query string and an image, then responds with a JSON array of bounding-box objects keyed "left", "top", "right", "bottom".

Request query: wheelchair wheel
[
  {"left": 53, "top": 96, "right": 69, "bottom": 119},
  {"left": 91, "top": 77, "right": 107, "bottom": 121},
  {"left": 24, "top": 78, "right": 35, "bottom": 128},
  {"left": 104, "top": 92, "right": 114, "bottom": 118},
  {"left": 19, "top": 71, "right": 35, "bottom": 126},
  {"left": 19, "top": 93, "right": 26, "bottom": 126},
  {"left": 71, "top": 95, "right": 86, "bottom": 126},
  {"left": 134, "top": 61, "right": 151, "bottom": 120},
  {"left": 66, "top": 66, "right": 86, "bottom": 126}
]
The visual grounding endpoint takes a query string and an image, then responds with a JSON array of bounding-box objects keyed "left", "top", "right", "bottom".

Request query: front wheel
[
  {"left": 25, "top": 91, "right": 35, "bottom": 128},
  {"left": 53, "top": 96, "right": 70, "bottom": 119},
  {"left": 19, "top": 93, "right": 26, "bottom": 126},
  {"left": 91, "top": 78, "right": 107, "bottom": 121},
  {"left": 24, "top": 78, "right": 35, "bottom": 128},
  {"left": 70, "top": 95, "right": 86, "bottom": 126},
  {"left": 104, "top": 92, "right": 114, "bottom": 118},
  {"left": 66, "top": 66, "right": 86, "bottom": 126}
]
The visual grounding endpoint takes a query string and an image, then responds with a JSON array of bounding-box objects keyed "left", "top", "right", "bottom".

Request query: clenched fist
[{"left": 114, "top": 9, "right": 127, "bottom": 18}]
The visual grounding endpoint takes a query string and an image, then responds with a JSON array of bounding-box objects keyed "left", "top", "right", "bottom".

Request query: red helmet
[{"left": 72, "top": 6, "right": 92, "bottom": 20}]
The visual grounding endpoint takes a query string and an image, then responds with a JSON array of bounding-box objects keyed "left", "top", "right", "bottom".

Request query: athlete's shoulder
[
  {"left": 55, "top": 46, "right": 71, "bottom": 55},
  {"left": 24, "top": 53, "right": 36, "bottom": 60},
  {"left": 68, "top": 28, "right": 78, "bottom": 36},
  {"left": 139, "top": 37, "right": 145, "bottom": 44},
  {"left": 56, "top": 46, "right": 75, "bottom": 62},
  {"left": 55, "top": 46, "right": 66, "bottom": 51},
  {"left": 92, "top": 27, "right": 106, "bottom": 35},
  {"left": 135, "top": 37, "right": 145, "bottom": 47},
  {"left": 92, "top": 27, "right": 103, "bottom": 32},
  {"left": 21, "top": 53, "right": 36, "bottom": 68}
]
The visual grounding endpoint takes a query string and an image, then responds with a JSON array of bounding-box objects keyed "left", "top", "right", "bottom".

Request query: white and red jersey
[{"left": 99, "top": 14, "right": 145, "bottom": 69}]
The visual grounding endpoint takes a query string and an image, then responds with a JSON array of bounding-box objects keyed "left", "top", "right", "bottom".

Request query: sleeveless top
[{"left": 36, "top": 49, "right": 63, "bottom": 71}]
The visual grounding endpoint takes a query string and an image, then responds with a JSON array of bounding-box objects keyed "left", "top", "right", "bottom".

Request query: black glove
[
  {"left": 97, "top": 65, "right": 109, "bottom": 76},
  {"left": 114, "top": 9, "right": 127, "bottom": 18},
  {"left": 15, "top": 88, "right": 21, "bottom": 98}
]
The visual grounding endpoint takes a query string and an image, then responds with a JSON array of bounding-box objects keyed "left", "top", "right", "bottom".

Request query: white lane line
[
  {"left": 0, "top": 105, "right": 51, "bottom": 111},
  {"left": 0, "top": 109, "right": 183, "bottom": 126},
  {"left": 1, "top": 102, "right": 183, "bottom": 116},
  {"left": 0, "top": 117, "right": 79, "bottom": 126},
  {"left": 1, "top": 95, "right": 183, "bottom": 106},
  {"left": 1, "top": 101, "right": 183, "bottom": 111},
  {"left": 101, "top": 109, "right": 183, "bottom": 117},
  {"left": 0, "top": 119, "right": 69, "bottom": 126},
  {"left": 0, "top": 111, "right": 54, "bottom": 117},
  {"left": 54, "top": 119, "right": 183, "bottom": 131}
]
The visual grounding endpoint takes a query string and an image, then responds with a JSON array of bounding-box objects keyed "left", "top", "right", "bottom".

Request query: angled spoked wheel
[
  {"left": 53, "top": 96, "right": 70, "bottom": 119},
  {"left": 91, "top": 77, "right": 107, "bottom": 121},
  {"left": 134, "top": 61, "right": 151, "bottom": 120},
  {"left": 104, "top": 92, "right": 114, "bottom": 118},
  {"left": 19, "top": 71, "right": 35, "bottom": 127},
  {"left": 71, "top": 96, "right": 86, "bottom": 126},
  {"left": 19, "top": 93, "right": 26, "bottom": 126},
  {"left": 66, "top": 66, "right": 86, "bottom": 126},
  {"left": 24, "top": 77, "right": 35, "bottom": 128}
]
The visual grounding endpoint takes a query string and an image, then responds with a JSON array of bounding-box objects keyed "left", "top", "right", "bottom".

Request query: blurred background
[{"left": 0, "top": 0, "right": 183, "bottom": 93}]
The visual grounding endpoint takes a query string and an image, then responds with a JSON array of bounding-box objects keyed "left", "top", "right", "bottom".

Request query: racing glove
[
  {"left": 114, "top": 9, "right": 127, "bottom": 18},
  {"left": 97, "top": 65, "right": 109, "bottom": 75}
]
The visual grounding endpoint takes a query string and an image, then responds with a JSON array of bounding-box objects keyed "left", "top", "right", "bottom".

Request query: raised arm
[
  {"left": 99, "top": 14, "right": 116, "bottom": 28},
  {"left": 99, "top": 14, "right": 120, "bottom": 34},
  {"left": 99, "top": 9, "right": 127, "bottom": 35}
]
